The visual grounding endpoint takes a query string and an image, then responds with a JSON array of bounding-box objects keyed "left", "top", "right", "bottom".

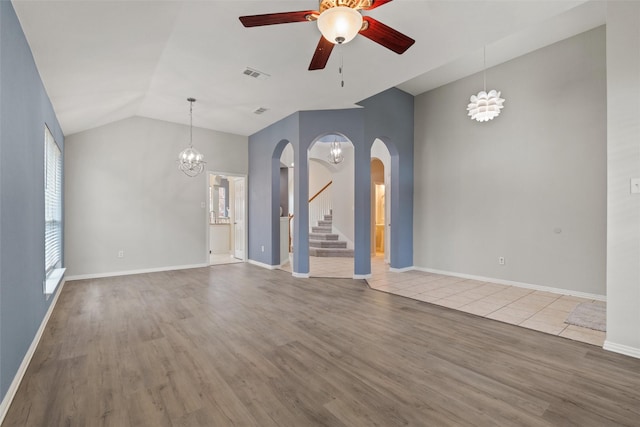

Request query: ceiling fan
[{"left": 239, "top": 0, "right": 415, "bottom": 71}]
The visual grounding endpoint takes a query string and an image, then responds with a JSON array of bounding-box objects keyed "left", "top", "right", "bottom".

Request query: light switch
[{"left": 631, "top": 178, "right": 640, "bottom": 194}]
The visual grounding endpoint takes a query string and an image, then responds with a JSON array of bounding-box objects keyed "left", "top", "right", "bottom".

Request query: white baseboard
[
  {"left": 413, "top": 266, "right": 606, "bottom": 301},
  {"left": 353, "top": 274, "right": 372, "bottom": 280},
  {"left": 292, "top": 272, "right": 310, "bottom": 278},
  {"left": 248, "top": 259, "right": 278, "bottom": 270},
  {"left": 0, "top": 279, "right": 66, "bottom": 425},
  {"left": 65, "top": 263, "right": 208, "bottom": 281},
  {"left": 603, "top": 341, "right": 640, "bottom": 359},
  {"left": 389, "top": 266, "right": 414, "bottom": 273}
]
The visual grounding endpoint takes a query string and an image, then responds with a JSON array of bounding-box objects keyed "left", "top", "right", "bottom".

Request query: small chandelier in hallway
[
  {"left": 328, "top": 139, "right": 344, "bottom": 164},
  {"left": 178, "top": 97, "right": 206, "bottom": 177}
]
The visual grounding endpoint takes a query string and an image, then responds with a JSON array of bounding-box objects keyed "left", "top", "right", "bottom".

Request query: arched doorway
[
  {"left": 307, "top": 133, "right": 355, "bottom": 278},
  {"left": 278, "top": 143, "right": 294, "bottom": 267},
  {"left": 371, "top": 158, "right": 385, "bottom": 257},
  {"left": 371, "top": 139, "right": 391, "bottom": 265}
]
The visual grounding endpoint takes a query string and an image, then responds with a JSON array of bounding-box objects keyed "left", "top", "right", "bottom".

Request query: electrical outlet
[
  {"left": 118, "top": 250, "right": 124, "bottom": 258},
  {"left": 631, "top": 178, "right": 640, "bottom": 194},
  {"left": 261, "top": 245, "right": 265, "bottom": 252},
  {"left": 498, "top": 256, "right": 505, "bottom": 265}
]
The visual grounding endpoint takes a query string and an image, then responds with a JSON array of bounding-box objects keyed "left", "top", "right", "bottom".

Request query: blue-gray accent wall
[
  {"left": 247, "top": 88, "right": 414, "bottom": 276},
  {"left": 359, "top": 88, "right": 415, "bottom": 269},
  {"left": 248, "top": 112, "right": 299, "bottom": 266},
  {"left": 0, "top": 1, "right": 65, "bottom": 402}
]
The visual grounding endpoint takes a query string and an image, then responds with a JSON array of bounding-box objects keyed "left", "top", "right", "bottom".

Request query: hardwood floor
[{"left": 3, "top": 264, "right": 640, "bottom": 426}]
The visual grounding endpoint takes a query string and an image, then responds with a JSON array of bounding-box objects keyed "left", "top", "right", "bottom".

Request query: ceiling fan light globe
[{"left": 317, "top": 6, "right": 363, "bottom": 45}]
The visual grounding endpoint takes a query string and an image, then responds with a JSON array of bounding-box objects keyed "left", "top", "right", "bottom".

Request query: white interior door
[{"left": 234, "top": 177, "right": 245, "bottom": 260}]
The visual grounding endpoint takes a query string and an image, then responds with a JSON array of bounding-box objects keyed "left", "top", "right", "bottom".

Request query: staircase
[{"left": 309, "top": 214, "right": 354, "bottom": 257}]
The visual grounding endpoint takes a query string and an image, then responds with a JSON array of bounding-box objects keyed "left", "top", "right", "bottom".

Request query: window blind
[{"left": 44, "top": 126, "right": 62, "bottom": 276}]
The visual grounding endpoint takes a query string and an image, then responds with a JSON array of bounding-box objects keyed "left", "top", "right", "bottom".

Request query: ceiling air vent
[
  {"left": 253, "top": 107, "right": 268, "bottom": 115},
  {"left": 243, "top": 67, "right": 270, "bottom": 80}
]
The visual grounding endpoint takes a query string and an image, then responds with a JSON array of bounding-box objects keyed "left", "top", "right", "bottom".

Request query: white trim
[
  {"left": 292, "top": 272, "right": 310, "bottom": 278},
  {"left": 65, "top": 263, "right": 207, "bottom": 281},
  {"left": 0, "top": 279, "right": 66, "bottom": 425},
  {"left": 413, "top": 266, "right": 606, "bottom": 301},
  {"left": 44, "top": 267, "right": 66, "bottom": 295},
  {"left": 353, "top": 274, "right": 372, "bottom": 280},
  {"left": 603, "top": 341, "right": 640, "bottom": 359},
  {"left": 248, "top": 259, "right": 278, "bottom": 270},
  {"left": 206, "top": 171, "right": 249, "bottom": 265},
  {"left": 389, "top": 266, "right": 414, "bottom": 273}
]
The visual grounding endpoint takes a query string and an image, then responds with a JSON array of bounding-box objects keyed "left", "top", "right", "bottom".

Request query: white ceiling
[{"left": 12, "top": 0, "right": 605, "bottom": 137}]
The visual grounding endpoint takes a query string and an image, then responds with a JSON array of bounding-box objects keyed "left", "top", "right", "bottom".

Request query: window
[{"left": 44, "top": 125, "right": 64, "bottom": 294}]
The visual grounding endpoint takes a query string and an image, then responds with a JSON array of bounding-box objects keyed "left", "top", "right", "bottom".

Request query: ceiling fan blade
[
  {"left": 363, "top": 0, "right": 394, "bottom": 10},
  {"left": 239, "top": 11, "right": 317, "bottom": 27},
  {"left": 359, "top": 17, "right": 415, "bottom": 54},
  {"left": 308, "top": 36, "right": 335, "bottom": 70}
]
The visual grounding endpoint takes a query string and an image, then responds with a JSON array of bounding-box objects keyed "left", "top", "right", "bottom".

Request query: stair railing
[
  {"left": 288, "top": 181, "right": 333, "bottom": 253},
  {"left": 308, "top": 181, "right": 332, "bottom": 235}
]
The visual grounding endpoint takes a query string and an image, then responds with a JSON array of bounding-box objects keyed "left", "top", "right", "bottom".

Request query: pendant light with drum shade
[
  {"left": 467, "top": 47, "right": 505, "bottom": 122},
  {"left": 178, "top": 98, "right": 206, "bottom": 177}
]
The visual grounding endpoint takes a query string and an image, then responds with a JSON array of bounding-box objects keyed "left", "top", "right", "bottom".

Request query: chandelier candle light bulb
[{"left": 328, "top": 139, "right": 344, "bottom": 164}]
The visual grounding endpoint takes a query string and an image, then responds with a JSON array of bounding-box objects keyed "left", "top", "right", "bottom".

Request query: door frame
[{"left": 206, "top": 171, "right": 248, "bottom": 264}]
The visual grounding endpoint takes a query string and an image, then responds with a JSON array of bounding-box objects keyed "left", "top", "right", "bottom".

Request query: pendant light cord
[
  {"left": 483, "top": 46, "right": 486, "bottom": 92},
  {"left": 189, "top": 99, "right": 194, "bottom": 148}
]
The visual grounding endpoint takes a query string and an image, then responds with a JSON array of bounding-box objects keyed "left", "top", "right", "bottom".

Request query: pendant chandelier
[
  {"left": 467, "top": 47, "right": 505, "bottom": 122},
  {"left": 328, "top": 139, "right": 344, "bottom": 164},
  {"left": 178, "top": 97, "right": 205, "bottom": 177}
]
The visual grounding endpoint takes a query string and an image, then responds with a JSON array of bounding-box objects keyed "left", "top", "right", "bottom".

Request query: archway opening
[
  {"left": 371, "top": 139, "right": 391, "bottom": 265},
  {"left": 276, "top": 142, "right": 294, "bottom": 267},
  {"left": 307, "top": 133, "right": 355, "bottom": 278},
  {"left": 371, "top": 158, "right": 385, "bottom": 257}
]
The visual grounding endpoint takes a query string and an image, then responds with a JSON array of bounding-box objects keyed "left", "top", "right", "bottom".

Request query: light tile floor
[
  {"left": 280, "top": 255, "right": 606, "bottom": 347},
  {"left": 210, "top": 253, "right": 243, "bottom": 266}
]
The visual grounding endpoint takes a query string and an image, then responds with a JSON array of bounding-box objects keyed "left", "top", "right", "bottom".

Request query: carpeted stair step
[
  {"left": 324, "top": 215, "right": 332, "bottom": 221},
  {"left": 309, "top": 247, "right": 354, "bottom": 257},
  {"left": 317, "top": 220, "right": 332, "bottom": 227},
  {"left": 309, "top": 233, "right": 339, "bottom": 240},
  {"left": 309, "top": 240, "right": 347, "bottom": 249},
  {"left": 312, "top": 226, "right": 332, "bottom": 233}
]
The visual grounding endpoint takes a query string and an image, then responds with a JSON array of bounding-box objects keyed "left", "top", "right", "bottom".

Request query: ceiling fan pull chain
[{"left": 339, "top": 45, "right": 345, "bottom": 87}]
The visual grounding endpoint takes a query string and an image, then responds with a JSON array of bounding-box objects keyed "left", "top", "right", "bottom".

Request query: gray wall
[
  {"left": 0, "top": 1, "right": 65, "bottom": 401},
  {"left": 413, "top": 26, "right": 606, "bottom": 295},
  {"left": 605, "top": 2, "right": 640, "bottom": 355},
  {"left": 65, "top": 116, "right": 247, "bottom": 277}
]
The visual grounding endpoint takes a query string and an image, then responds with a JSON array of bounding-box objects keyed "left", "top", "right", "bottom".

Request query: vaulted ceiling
[{"left": 12, "top": 0, "right": 605, "bottom": 137}]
